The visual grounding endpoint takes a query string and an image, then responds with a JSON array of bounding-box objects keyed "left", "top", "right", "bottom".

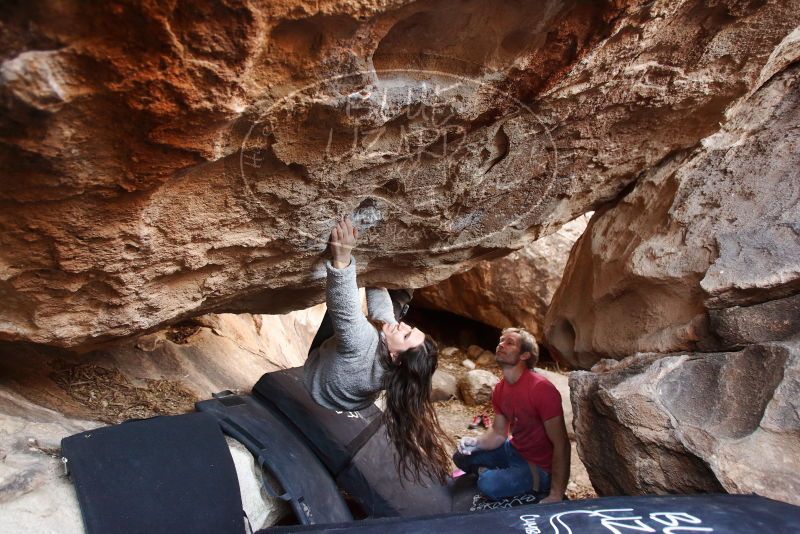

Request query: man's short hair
[{"left": 502, "top": 327, "right": 539, "bottom": 369}]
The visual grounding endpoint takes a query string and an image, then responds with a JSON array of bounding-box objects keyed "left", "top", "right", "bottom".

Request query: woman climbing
[{"left": 304, "top": 216, "right": 452, "bottom": 484}]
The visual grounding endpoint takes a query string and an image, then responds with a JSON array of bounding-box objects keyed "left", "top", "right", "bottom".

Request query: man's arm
[
  {"left": 475, "top": 412, "right": 509, "bottom": 451},
  {"left": 539, "top": 415, "right": 570, "bottom": 503}
]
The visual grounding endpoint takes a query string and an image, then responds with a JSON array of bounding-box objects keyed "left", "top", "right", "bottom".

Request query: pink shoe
[{"left": 468, "top": 413, "right": 486, "bottom": 429}]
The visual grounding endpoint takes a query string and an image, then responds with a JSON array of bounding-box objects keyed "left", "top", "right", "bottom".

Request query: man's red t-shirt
[{"left": 492, "top": 370, "right": 563, "bottom": 472}]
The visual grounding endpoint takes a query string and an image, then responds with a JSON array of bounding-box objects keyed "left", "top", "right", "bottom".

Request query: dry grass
[{"left": 50, "top": 360, "right": 198, "bottom": 424}]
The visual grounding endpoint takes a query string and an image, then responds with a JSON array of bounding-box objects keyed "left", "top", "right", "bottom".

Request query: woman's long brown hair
[{"left": 377, "top": 329, "right": 453, "bottom": 485}]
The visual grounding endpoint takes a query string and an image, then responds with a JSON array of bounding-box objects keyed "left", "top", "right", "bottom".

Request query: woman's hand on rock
[{"left": 330, "top": 216, "right": 358, "bottom": 268}]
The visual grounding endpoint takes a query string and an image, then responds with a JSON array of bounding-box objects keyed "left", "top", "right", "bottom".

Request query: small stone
[
  {"left": 466, "top": 345, "right": 484, "bottom": 359},
  {"left": 476, "top": 350, "right": 495, "bottom": 366},
  {"left": 431, "top": 370, "right": 458, "bottom": 401},
  {"left": 458, "top": 370, "right": 500, "bottom": 406},
  {"left": 440, "top": 346, "right": 460, "bottom": 358},
  {"left": 135, "top": 334, "right": 162, "bottom": 352}
]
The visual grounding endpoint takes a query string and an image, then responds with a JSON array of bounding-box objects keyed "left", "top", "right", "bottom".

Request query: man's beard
[{"left": 495, "top": 352, "right": 520, "bottom": 368}]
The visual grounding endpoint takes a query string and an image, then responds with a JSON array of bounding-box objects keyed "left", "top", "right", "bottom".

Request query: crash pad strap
[
  {"left": 253, "top": 367, "right": 382, "bottom": 474},
  {"left": 60, "top": 412, "right": 244, "bottom": 534},
  {"left": 345, "top": 412, "right": 383, "bottom": 459}
]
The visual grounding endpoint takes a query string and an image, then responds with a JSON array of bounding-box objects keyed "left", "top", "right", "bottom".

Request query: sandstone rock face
[
  {"left": 570, "top": 339, "right": 800, "bottom": 505},
  {"left": 415, "top": 215, "right": 590, "bottom": 337},
  {"left": 546, "top": 48, "right": 800, "bottom": 369},
  {"left": 552, "top": 44, "right": 800, "bottom": 505},
  {"left": 0, "top": 306, "right": 322, "bottom": 531},
  {"left": 2, "top": 1, "right": 798, "bottom": 348},
  {"left": 0, "top": 392, "right": 93, "bottom": 534}
]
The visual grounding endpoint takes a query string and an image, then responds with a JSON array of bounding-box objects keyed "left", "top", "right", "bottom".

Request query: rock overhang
[{"left": 1, "top": 0, "right": 797, "bottom": 347}]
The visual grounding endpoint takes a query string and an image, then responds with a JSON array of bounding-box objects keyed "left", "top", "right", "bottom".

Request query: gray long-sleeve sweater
[{"left": 303, "top": 257, "right": 397, "bottom": 411}]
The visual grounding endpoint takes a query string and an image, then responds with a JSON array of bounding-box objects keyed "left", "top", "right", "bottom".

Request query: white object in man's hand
[{"left": 457, "top": 436, "right": 479, "bottom": 455}]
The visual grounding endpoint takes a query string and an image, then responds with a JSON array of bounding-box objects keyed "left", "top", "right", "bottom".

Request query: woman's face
[{"left": 382, "top": 321, "right": 425, "bottom": 356}]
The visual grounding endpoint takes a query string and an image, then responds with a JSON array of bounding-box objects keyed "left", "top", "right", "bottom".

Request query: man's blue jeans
[{"left": 453, "top": 440, "right": 551, "bottom": 501}]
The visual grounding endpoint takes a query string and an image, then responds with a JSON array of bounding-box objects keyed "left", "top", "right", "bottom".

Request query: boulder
[
  {"left": 476, "top": 350, "right": 495, "bottom": 367},
  {"left": 709, "top": 292, "right": 800, "bottom": 349},
  {"left": 546, "top": 49, "right": 800, "bottom": 369},
  {"left": 569, "top": 339, "right": 800, "bottom": 505},
  {"left": 2, "top": 1, "right": 798, "bottom": 348},
  {"left": 415, "top": 215, "right": 590, "bottom": 337},
  {"left": 227, "top": 438, "right": 291, "bottom": 528},
  {"left": 466, "top": 345, "right": 485, "bottom": 359},
  {"left": 0, "top": 394, "right": 94, "bottom": 534},
  {"left": 440, "top": 347, "right": 461, "bottom": 358},
  {"left": 431, "top": 370, "right": 458, "bottom": 402},
  {"left": 458, "top": 370, "right": 499, "bottom": 406},
  {"left": 547, "top": 39, "right": 800, "bottom": 505}
]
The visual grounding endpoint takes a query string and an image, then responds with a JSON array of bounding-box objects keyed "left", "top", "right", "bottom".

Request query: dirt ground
[
  {"left": 49, "top": 360, "right": 198, "bottom": 424},
  {"left": 433, "top": 347, "right": 597, "bottom": 501},
  {"left": 44, "top": 345, "right": 596, "bottom": 500}
]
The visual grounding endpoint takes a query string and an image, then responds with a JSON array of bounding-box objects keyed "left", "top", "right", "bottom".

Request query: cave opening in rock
[{"left": 404, "top": 306, "right": 556, "bottom": 366}]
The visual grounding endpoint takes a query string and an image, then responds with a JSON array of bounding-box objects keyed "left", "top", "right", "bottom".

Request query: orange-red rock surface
[
  {"left": 3, "top": 1, "right": 798, "bottom": 348},
  {"left": 415, "top": 214, "right": 589, "bottom": 338}
]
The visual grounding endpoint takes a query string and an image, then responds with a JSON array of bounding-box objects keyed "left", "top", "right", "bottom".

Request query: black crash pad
[
  {"left": 253, "top": 367, "right": 383, "bottom": 475},
  {"left": 196, "top": 392, "right": 353, "bottom": 525},
  {"left": 61, "top": 412, "right": 244, "bottom": 534},
  {"left": 262, "top": 494, "right": 800, "bottom": 533},
  {"left": 253, "top": 367, "right": 467, "bottom": 517}
]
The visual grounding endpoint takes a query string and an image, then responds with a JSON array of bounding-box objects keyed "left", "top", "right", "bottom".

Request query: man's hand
[
  {"left": 457, "top": 436, "right": 479, "bottom": 455},
  {"left": 330, "top": 216, "right": 358, "bottom": 269}
]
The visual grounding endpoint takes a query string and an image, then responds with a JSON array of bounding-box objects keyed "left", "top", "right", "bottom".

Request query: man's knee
[{"left": 477, "top": 472, "right": 505, "bottom": 501}]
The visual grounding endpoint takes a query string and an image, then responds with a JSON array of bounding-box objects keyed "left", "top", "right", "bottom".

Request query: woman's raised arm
[{"left": 324, "top": 217, "right": 373, "bottom": 354}]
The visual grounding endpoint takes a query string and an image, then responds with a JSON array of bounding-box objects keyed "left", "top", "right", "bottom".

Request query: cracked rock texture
[
  {"left": 569, "top": 338, "right": 800, "bottom": 505},
  {"left": 415, "top": 214, "right": 590, "bottom": 338},
  {"left": 0, "top": 305, "right": 321, "bottom": 532},
  {"left": 545, "top": 37, "right": 800, "bottom": 369},
  {"left": 550, "top": 30, "right": 800, "bottom": 505},
  {"left": 2, "top": 1, "right": 799, "bottom": 348}
]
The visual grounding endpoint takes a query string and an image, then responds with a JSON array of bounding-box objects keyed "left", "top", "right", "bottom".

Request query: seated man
[{"left": 453, "top": 328, "right": 570, "bottom": 504}]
